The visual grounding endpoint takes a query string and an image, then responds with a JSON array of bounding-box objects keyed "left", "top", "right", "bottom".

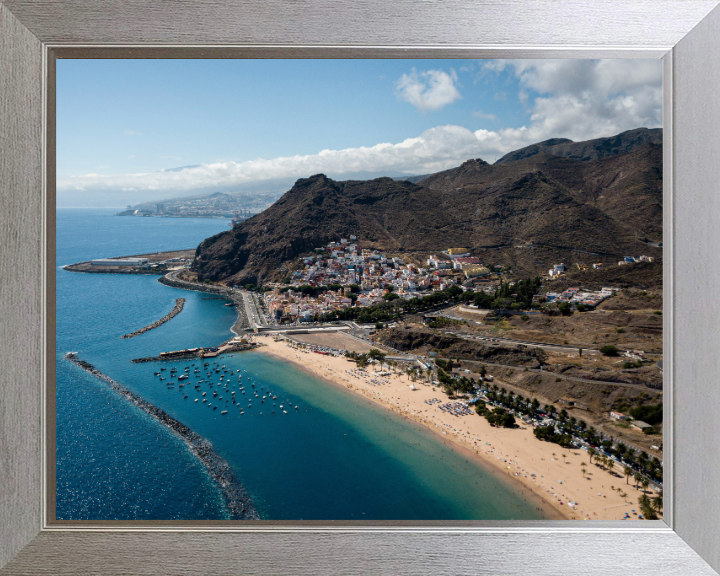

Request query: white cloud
[
  {"left": 124, "top": 130, "right": 142, "bottom": 136},
  {"left": 58, "top": 125, "right": 500, "bottom": 193},
  {"left": 483, "top": 59, "right": 663, "bottom": 143},
  {"left": 59, "top": 60, "right": 662, "bottom": 197},
  {"left": 472, "top": 110, "right": 496, "bottom": 120},
  {"left": 395, "top": 68, "right": 461, "bottom": 112}
]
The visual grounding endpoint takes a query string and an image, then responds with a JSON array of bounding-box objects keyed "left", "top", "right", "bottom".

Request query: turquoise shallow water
[{"left": 56, "top": 208, "right": 542, "bottom": 520}]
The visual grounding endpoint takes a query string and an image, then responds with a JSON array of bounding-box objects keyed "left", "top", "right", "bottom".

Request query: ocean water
[{"left": 56, "top": 208, "right": 542, "bottom": 520}]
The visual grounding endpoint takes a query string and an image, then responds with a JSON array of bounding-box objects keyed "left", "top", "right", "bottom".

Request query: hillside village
[{"left": 260, "top": 236, "right": 628, "bottom": 325}]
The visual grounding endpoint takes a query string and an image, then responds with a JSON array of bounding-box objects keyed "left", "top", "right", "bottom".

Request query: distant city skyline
[{"left": 57, "top": 59, "right": 662, "bottom": 206}]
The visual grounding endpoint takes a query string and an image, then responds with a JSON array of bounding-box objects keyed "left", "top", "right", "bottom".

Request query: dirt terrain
[
  {"left": 490, "top": 301, "right": 663, "bottom": 354},
  {"left": 287, "top": 331, "right": 375, "bottom": 353},
  {"left": 470, "top": 365, "right": 662, "bottom": 457}
]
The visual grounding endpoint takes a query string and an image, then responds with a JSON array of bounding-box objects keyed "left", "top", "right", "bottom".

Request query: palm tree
[
  {"left": 652, "top": 489, "right": 663, "bottom": 513},
  {"left": 562, "top": 454, "right": 567, "bottom": 464},
  {"left": 587, "top": 447, "right": 596, "bottom": 465},
  {"left": 580, "top": 462, "right": 587, "bottom": 478},
  {"left": 641, "top": 478, "right": 650, "bottom": 494},
  {"left": 624, "top": 466, "right": 632, "bottom": 484},
  {"left": 607, "top": 459, "right": 615, "bottom": 475},
  {"left": 633, "top": 472, "right": 641, "bottom": 489}
]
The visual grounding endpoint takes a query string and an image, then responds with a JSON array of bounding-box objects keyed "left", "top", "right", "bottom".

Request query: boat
[
  {"left": 283, "top": 410, "right": 287, "bottom": 414},
  {"left": 202, "top": 392, "right": 207, "bottom": 396},
  {"left": 195, "top": 399, "right": 198, "bottom": 402},
  {"left": 221, "top": 410, "right": 228, "bottom": 414},
  {"left": 178, "top": 375, "right": 188, "bottom": 380}
]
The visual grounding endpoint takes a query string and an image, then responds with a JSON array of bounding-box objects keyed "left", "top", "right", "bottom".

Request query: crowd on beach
[{"left": 259, "top": 335, "right": 655, "bottom": 521}]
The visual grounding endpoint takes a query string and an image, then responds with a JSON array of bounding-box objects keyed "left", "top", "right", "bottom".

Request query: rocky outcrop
[{"left": 376, "top": 327, "right": 548, "bottom": 368}]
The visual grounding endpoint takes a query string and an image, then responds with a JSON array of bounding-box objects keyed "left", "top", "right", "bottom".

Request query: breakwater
[
  {"left": 131, "top": 340, "right": 258, "bottom": 363},
  {"left": 159, "top": 271, "right": 250, "bottom": 332},
  {"left": 159, "top": 271, "right": 232, "bottom": 296},
  {"left": 121, "top": 298, "right": 186, "bottom": 339},
  {"left": 63, "top": 264, "right": 163, "bottom": 276},
  {"left": 64, "top": 352, "right": 258, "bottom": 520}
]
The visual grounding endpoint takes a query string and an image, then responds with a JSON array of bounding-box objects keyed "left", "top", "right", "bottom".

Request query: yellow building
[
  {"left": 448, "top": 247, "right": 470, "bottom": 255},
  {"left": 464, "top": 265, "right": 490, "bottom": 279}
]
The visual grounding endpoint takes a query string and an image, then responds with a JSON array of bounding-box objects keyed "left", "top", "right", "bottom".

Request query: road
[
  {"left": 432, "top": 326, "right": 601, "bottom": 355},
  {"left": 239, "top": 290, "right": 267, "bottom": 328},
  {"left": 456, "top": 357, "right": 660, "bottom": 392}
]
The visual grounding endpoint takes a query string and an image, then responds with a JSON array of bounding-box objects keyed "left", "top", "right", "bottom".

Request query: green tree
[
  {"left": 587, "top": 447, "right": 596, "bottom": 465},
  {"left": 652, "top": 489, "right": 663, "bottom": 513},
  {"left": 557, "top": 302, "right": 573, "bottom": 316},
  {"left": 624, "top": 466, "right": 632, "bottom": 484},
  {"left": 600, "top": 345, "right": 620, "bottom": 356}
]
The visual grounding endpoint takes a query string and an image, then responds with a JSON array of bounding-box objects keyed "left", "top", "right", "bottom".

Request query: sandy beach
[{"left": 253, "top": 334, "right": 653, "bottom": 521}]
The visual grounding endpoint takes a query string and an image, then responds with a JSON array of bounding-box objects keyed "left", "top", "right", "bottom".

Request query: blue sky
[{"left": 57, "top": 59, "right": 662, "bottom": 206}]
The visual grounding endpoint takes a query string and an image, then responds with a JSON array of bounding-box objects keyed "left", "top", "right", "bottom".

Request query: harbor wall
[
  {"left": 121, "top": 298, "right": 185, "bottom": 339},
  {"left": 64, "top": 353, "right": 258, "bottom": 520}
]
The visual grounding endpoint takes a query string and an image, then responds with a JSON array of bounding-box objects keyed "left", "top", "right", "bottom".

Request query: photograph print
[{"left": 56, "top": 58, "right": 664, "bottom": 521}]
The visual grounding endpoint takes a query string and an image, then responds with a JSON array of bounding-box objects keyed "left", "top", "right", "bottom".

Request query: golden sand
[{"left": 254, "top": 334, "right": 651, "bottom": 521}]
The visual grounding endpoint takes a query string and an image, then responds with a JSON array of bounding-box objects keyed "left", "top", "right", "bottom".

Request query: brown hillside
[{"left": 191, "top": 129, "right": 663, "bottom": 285}]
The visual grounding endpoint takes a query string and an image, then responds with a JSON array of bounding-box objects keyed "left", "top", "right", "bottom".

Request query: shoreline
[
  {"left": 255, "top": 336, "right": 650, "bottom": 521},
  {"left": 257, "top": 342, "right": 565, "bottom": 520},
  {"left": 89, "top": 267, "right": 645, "bottom": 521}
]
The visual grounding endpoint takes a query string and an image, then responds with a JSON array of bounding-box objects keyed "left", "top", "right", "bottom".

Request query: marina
[
  {"left": 55, "top": 208, "right": 546, "bottom": 521},
  {"left": 64, "top": 352, "right": 258, "bottom": 519}
]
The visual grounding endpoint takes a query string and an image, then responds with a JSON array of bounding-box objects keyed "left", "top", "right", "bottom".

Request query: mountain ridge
[{"left": 191, "top": 128, "right": 662, "bottom": 285}]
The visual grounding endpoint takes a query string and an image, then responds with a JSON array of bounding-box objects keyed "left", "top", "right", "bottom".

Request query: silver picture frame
[{"left": 1, "top": 1, "right": 719, "bottom": 574}]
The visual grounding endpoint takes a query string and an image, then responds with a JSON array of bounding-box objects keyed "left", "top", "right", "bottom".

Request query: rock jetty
[
  {"left": 64, "top": 352, "right": 258, "bottom": 520},
  {"left": 121, "top": 298, "right": 185, "bottom": 339}
]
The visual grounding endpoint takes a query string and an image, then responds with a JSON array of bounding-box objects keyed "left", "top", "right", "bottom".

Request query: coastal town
[
  {"left": 253, "top": 236, "right": 626, "bottom": 325},
  {"left": 117, "top": 190, "right": 272, "bottom": 222}
]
